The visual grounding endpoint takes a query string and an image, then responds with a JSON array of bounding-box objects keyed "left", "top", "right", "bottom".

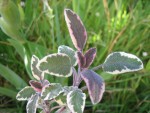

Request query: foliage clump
[{"left": 16, "top": 9, "right": 143, "bottom": 113}]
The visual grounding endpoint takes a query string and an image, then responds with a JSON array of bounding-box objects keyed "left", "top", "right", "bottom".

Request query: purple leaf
[
  {"left": 76, "top": 51, "right": 86, "bottom": 68},
  {"left": 81, "top": 69, "right": 105, "bottom": 104},
  {"left": 64, "top": 9, "right": 87, "bottom": 51},
  {"left": 29, "top": 80, "right": 42, "bottom": 93},
  {"left": 84, "top": 48, "right": 96, "bottom": 68}
]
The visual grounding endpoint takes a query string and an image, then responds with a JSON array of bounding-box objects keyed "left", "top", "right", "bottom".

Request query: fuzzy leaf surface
[
  {"left": 37, "top": 53, "right": 72, "bottom": 77},
  {"left": 26, "top": 94, "right": 39, "bottom": 113},
  {"left": 103, "top": 52, "right": 143, "bottom": 74},
  {"left": 31, "top": 55, "right": 43, "bottom": 80},
  {"left": 67, "top": 89, "right": 86, "bottom": 113},
  {"left": 64, "top": 9, "right": 87, "bottom": 51},
  {"left": 58, "top": 45, "right": 77, "bottom": 66},
  {"left": 42, "top": 83, "right": 64, "bottom": 100},
  {"left": 81, "top": 70, "right": 105, "bottom": 104},
  {"left": 16, "top": 86, "right": 35, "bottom": 101},
  {"left": 84, "top": 48, "right": 96, "bottom": 68}
]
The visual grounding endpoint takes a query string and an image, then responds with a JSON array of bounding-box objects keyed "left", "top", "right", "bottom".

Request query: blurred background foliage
[{"left": 0, "top": 0, "right": 149, "bottom": 113}]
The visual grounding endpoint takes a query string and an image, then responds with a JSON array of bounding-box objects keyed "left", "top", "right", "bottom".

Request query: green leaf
[
  {"left": 16, "top": 86, "right": 35, "bottom": 101},
  {"left": 58, "top": 45, "right": 77, "bottom": 66},
  {"left": 0, "top": 63, "right": 27, "bottom": 89},
  {"left": 0, "top": 87, "right": 17, "bottom": 99},
  {"left": 0, "top": 18, "right": 25, "bottom": 42},
  {"left": 38, "top": 53, "right": 72, "bottom": 77},
  {"left": 55, "top": 93, "right": 67, "bottom": 105},
  {"left": 0, "top": 0, "right": 21, "bottom": 27},
  {"left": 31, "top": 55, "right": 44, "bottom": 80},
  {"left": 103, "top": 52, "right": 143, "bottom": 74},
  {"left": 67, "top": 89, "right": 86, "bottom": 113},
  {"left": 26, "top": 94, "right": 39, "bottom": 113},
  {"left": 8, "top": 39, "right": 33, "bottom": 79},
  {"left": 42, "top": 83, "right": 64, "bottom": 100}
]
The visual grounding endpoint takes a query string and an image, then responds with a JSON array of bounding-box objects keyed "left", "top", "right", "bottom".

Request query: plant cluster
[{"left": 16, "top": 9, "right": 143, "bottom": 113}]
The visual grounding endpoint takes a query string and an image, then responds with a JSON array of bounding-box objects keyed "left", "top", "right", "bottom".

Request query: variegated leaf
[
  {"left": 55, "top": 106, "right": 71, "bottom": 113},
  {"left": 58, "top": 45, "right": 77, "bottom": 66},
  {"left": 55, "top": 93, "right": 67, "bottom": 105},
  {"left": 16, "top": 86, "right": 35, "bottom": 101},
  {"left": 29, "top": 80, "right": 42, "bottom": 92},
  {"left": 42, "top": 83, "right": 64, "bottom": 100},
  {"left": 103, "top": 52, "right": 144, "bottom": 74},
  {"left": 63, "top": 86, "right": 77, "bottom": 94},
  {"left": 67, "top": 89, "right": 86, "bottom": 113},
  {"left": 64, "top": 9, "right": 87, "bottom": 51},
  {"left": 26, "top": 94, "right": 39, "bottom": 113},
  {"left": 84, "top": 47, "right": 96, "bottom": 68},
  {"left": 37, "top": 53, "right": 72, "bottom": 77},
  {"left": 31, "top": 55, "right": 44, "bottom": 80},
  {"left": 76, "top": 51, "right": 86, "bottom": 68},
  {"left": 81, "top": 70, "right": 105, "bottom": 104}
]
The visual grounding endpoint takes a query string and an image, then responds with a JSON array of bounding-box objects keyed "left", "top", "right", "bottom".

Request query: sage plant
[{"left": 16, "top": 9, "right": 143, "bottom": 113}]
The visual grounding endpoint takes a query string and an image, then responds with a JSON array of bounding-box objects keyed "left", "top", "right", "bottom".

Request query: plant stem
[
  {"left": 92, "top": 64, "right": 103, "bottom": 71},
  {"left": 50, "top": 105, "right": 62, "bottom": 112},
  {"left": 43, "top": 100, "right": 51, "bottom": 113},
  {"left": 81, "top": 86, "right": 87, "bottom": 91}
]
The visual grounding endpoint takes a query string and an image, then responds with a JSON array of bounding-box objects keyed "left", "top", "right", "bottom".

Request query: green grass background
[{"left": 0, "top": 0, "right": 150, "bottom": 113}]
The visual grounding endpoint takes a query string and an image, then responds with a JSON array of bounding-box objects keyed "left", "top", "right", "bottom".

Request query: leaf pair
[{"left": 77, "top": 48, "right": 96, "bottom": 69}]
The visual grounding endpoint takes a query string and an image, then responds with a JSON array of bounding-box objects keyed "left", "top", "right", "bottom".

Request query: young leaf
[
  {"left": 29, "top": 80, "right": 42, "bottom": 92},
  {"left": 37, "top": 53, "right": 72, "bottom": 77},
  {"left": 26, "top": 94, "right": 39, "bottom": 113},
  {"left": 55, "top": 106, "right": 71, "bottom": 113},
  {"left": 31, "top": 55, "right": 44, "bottom": 80},
  {"left": 81, "top": 70, "right": 105, "bottom": 104},
  {"left": 67, "top": 89, "right": 86, "bottom": 113},
  {"left": 42, "top": 83, "right": 64, "bottom": 100},
  {"left": 84, "top": 47, "right": 96, "bottom": 68},
  {"left": 76, "top": 51, "right": 86, "bottom": 68},
  {"left": 103, "top": 52, "right": 144, "bottom": 74},
  {"left": 42, "top": 79, "right": 50, "bottom": 88},
  {"left": 64, "top": 9, "right": 87, "bottom": 51},
  {"left": 16, "top": 86, "right": 35, "bottom": 101},
  {"left": 58, "top": 45, "right": 77, "bottom": 66}
]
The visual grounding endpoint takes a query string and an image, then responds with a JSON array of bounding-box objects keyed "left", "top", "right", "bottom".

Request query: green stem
[{"left": 92, "top": 64, "right": 103, "bottom": 71}]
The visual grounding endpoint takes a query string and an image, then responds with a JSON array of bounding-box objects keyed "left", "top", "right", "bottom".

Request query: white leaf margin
[
  {"left": 67, "top": 89, "right": 86, "bottom": 113},
  {"left": 103, "top": 52, "right": 144, "bottom": 74},
  {"left": 16, "top": 86, "right": 35, "bottom": 101},
  {"left": 31, "top": 55, "right": 44, "bottom": 80},
  {"left": 26, "top": 94, "right": 39, "bottom": 113},
  {"left": 37, "top": 53, "right": 73, "bottom": 77},
  {"left": 43, "top": 83, "right": 64, "bottom": 100},
  {"left": 58, "top": 45, "right": 78, "bottom": 66}
]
